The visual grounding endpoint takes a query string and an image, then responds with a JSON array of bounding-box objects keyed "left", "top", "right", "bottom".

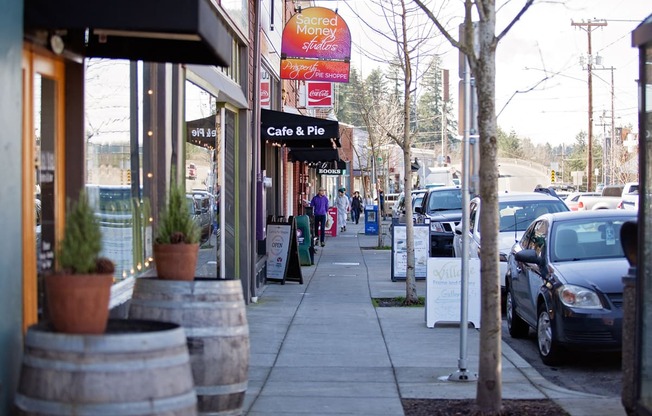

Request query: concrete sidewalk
[{"left": 243, "top": 219, "right": 625, "bottom": 416}]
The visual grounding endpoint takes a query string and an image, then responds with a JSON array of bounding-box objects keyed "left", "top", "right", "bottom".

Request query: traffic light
[{"left": 550, "top": 169, "right": 556, "bottom": 183}]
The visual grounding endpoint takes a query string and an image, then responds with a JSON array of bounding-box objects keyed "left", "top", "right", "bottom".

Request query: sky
[{"left": 314, "top": 0, "right": 650, "bottom": 147}]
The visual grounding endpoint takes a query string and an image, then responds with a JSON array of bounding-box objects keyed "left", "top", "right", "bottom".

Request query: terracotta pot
[
  {"left": 153, "top": 243, "right": 199, "bottom": 281},
  {"left": 44, "top": 273, "right": 114, "bottom": 334}
]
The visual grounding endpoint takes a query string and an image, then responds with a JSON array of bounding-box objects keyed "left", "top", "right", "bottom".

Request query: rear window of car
[{"left": 498, "top": 199, "right": 568, "bottom": 232}]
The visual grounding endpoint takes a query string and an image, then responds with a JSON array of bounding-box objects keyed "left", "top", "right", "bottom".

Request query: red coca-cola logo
[
  {"left": 261, "top": 89, "right": 269, "bottom": 98},
  {"left": 309, "top": 89, "right": 330, "bottom": 98},
  {"left": 307, "top": 82, "right": 332, "bottom": 107}
]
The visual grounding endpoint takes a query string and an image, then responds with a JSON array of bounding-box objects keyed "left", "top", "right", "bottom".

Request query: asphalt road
[{"left": 501, "top": 318, "right": 623, "bottom": 397}]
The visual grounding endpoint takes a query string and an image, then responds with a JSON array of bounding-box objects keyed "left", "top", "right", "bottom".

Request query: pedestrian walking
[
  {"left": 310, "top": 187, "right": 329, "bottom": 247},
  {"left": 336, "top": 188, "right": 350, "bottom": 232},
  {"left": 350, "top": 190, "right": 363, "bottom": 225}
]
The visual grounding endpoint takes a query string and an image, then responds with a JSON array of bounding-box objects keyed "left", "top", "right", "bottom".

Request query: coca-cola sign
[
  {"left": 260, "top": 80, "right": 270, "bottom": 109},
  {"left": 306, "top": 81, "right": 333, "bottom": 108}
]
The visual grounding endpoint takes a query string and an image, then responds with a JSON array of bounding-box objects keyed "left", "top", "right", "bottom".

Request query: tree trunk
[{"left": 474, "top": 8, "right": 502, "bottom": 413}]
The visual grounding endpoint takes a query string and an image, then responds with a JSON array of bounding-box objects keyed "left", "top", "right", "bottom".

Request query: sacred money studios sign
[{"left": 281, "top": 7, "right": 351, "bottom": 83}]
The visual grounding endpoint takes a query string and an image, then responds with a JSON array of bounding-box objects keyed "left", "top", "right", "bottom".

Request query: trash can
[
  {"left": 364, "top": 205, "right": 379, "bottom": 235},
  {"left": 296, "top": 215, "right": 313, "bottom": 266}
]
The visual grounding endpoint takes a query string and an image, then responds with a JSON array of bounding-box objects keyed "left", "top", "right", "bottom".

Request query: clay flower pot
[
  {"left": 153, "top": 243, "right": 199, "bottom": 281},
  {"left": 45, "top": 273, "right": 114, "bottom": 334}
]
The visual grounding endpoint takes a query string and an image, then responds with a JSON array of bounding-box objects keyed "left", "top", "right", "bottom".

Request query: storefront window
[
  {"left": 85, "top": 59, "right": 151, "bottom": 281},
  {"left": 185, "top": 80, "right": 221, "bottom": 278}
]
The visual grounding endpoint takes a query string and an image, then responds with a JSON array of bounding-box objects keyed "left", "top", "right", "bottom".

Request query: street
[{"left": 501, "top": 317, "right": 622, "bottom": 397}]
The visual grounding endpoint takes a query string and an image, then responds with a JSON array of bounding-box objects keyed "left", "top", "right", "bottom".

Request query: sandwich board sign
[
  {"left": 266, "top": 216, "right": 303, "bottom": 284},
  {"left": 426, "top": 258, "right": 480, "bottom": 328}
]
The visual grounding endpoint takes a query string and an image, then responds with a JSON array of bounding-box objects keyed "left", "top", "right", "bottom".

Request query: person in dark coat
[{"left": 350, "top": 190, "right": 363, "bottom": 225}]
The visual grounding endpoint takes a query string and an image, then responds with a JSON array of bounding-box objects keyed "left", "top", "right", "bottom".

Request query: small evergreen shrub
[
  {"left": 57, "top": 191, "right": 115, "bottom": 274},
  {"left": 155, "top": 176, "right": 200, "bottom": 244}
]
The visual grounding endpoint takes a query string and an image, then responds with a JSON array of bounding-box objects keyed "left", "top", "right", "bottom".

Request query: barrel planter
[
  {"left": 15, "top": 319, "right": 197, "bottom": 416},
  {"left": 129, "top": 278, "right": 249, "bottom": 416}
]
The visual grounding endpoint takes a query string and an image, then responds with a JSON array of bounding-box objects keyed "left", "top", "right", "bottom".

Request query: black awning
[
  {"left": 288, "top": 148, "right": 344, "bottom": 164},
  {"left": 261, "top": 109, "right": 341, "bottom": 148},
  {"left": 24, "top": 0, "right": 232, "bottom": 66},
  {"left": 186, "top": 115, "right": 216, "bottom": 150}
]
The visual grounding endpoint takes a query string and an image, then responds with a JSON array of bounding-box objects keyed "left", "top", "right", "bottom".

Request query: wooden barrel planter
[
  {"left": 129, "top": 278, "right": 249, "bottom": 416},
  {"left": 15, "top": 319, "right": 197, "bottom": 416}
]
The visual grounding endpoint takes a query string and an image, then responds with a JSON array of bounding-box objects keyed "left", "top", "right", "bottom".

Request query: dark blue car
[{"left": 505, "top": 210, "right": 635, "bottom": 365}]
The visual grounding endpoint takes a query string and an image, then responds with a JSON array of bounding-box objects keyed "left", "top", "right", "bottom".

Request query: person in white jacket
[{"left": 335, "top": 188, "right": 351, "bottom": 232}]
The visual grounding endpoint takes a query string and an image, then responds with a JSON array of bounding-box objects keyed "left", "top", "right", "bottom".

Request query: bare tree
[
  {"left": 412, "top": 0, "right": 534, "bottom": 412},
  {"left": 353, "top": 0, "right": 438, "bottom": 304}
]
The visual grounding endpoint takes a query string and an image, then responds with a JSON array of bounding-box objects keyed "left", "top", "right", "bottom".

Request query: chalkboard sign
[
  {"left": 425, "top": 258, "right": 481, "bottom": 328},
  {"left": 391, "top": 224, "right": 430, "bottom": 281}
]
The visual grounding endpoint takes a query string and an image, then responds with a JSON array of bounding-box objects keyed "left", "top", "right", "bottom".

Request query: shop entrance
[{"left": 22, "top": 48, "right": 66, "bottom": 331}]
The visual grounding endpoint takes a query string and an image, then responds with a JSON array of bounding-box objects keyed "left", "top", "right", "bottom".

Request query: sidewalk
[{"left": 243, "top": 219, "right": 625, "bottom": 416}]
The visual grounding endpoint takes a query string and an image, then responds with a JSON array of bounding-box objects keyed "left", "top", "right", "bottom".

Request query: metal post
[{"left": 449, "top": 54, "right": 477, "bottom": 382}]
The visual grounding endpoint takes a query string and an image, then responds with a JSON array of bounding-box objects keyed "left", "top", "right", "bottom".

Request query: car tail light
[
  {"left": 578, "top": 201, "right": 584, "bottom": 210},
  {"left": 617, "top": 201, "right": 623, "bottom": 209}
]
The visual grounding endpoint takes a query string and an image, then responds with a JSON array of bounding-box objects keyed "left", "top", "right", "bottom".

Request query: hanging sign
[
  {"left": 281, "top": 7, "right": 351, "bottom": 83},
  {"left": 260, "top": 80, "right": 270, "bottom": 109},
  {"left": 306, "top": 81, "right": 333, "bottom": 108}
]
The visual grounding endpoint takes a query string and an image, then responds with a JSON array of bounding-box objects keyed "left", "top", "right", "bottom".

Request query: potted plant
[
  {"left": 45, "top": 191, "right": 115, "bottom": 334},
  {"left": 153, "top": 175, "right": 201, "bottom": 280}
]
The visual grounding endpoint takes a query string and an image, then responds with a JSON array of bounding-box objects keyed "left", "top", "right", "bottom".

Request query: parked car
[
  {"left": 453, "top": 190, "right": 569, "bottom": 291},
  {"left": 393, "top": 189, "right": 427, "bottom": 223},
  {"left": 505, "top": 210, "right": 636, "bottom": 365},
  {"left": 383, "top": 193, "right": 401, "bottom": 218},
  {"left": 414, "top": 186, "right": 463, "bottom": 257},
  {"left": 563, "top": 191, "right": 600, "bottom": 211},
  {"left": 187, "top": 191, "right": 212, "bottom": 243},
  {"left": 575, "top": 184, "right": 631, "bottom": 211},
  {"left": 617, "top": 182, "right": 639, "bottom": 211}
]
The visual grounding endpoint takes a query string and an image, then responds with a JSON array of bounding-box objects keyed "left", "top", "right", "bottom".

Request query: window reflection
[{"left": 85, "top": 59, "right": 150, "bottom": 280}]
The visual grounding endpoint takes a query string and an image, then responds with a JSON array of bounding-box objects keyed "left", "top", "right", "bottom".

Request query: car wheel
[
  {"left": 536, "top": 304, "right": 563, "bottom": 366},
  {"left": 506, "top": 288, "right": 529, "bottom": 338}
]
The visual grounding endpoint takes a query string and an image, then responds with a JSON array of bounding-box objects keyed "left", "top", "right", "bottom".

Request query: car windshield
[
  {"left": 497, "top": 200, "right": 568, "bottom": 232},
  {"left": 551, "top": 218, "right": 627, "bottom": 262},
  {"left": 427, "top": 189, "right": 462, "bottom": 213}
]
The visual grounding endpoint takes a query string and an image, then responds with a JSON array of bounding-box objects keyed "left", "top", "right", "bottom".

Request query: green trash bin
[{"left": 296, "top": 215, "right": 313, "bottom": 266}]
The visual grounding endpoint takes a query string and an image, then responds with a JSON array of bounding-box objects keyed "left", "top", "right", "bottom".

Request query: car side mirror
[
  {"left": 414, "top": 206, "right": 422, "bottom": 214},
  {"left": 514, "top": 248, "right": 549, "bottom": 278},
  {"left": 514, "top": 249, "right": 538, "bottom": 264},
  {"left": 454, "top": 223, "right": 462, "bottom": 235}
]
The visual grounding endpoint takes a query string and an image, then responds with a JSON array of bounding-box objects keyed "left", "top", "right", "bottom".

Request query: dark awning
[
  {"left": 288, "top": 148, "right": 344, "bottom": 165},
  {"left": 261, "top": 109, "right": 341, "bottom": 148},
  {"left": 186, "top": 115, "right": 216, "bottom": 150},
  {"left": 24, "top": 0, "right": 232, "bottom": 66}
]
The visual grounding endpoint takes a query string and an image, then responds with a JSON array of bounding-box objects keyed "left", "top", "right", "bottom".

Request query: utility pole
[{"left": 572, "top": 19, "right": 607, "bottom": 192}]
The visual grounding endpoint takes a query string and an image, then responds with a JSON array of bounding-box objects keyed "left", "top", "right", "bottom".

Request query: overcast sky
[{"left": 316, "top": 0, "right": 650, "bottom": 147}]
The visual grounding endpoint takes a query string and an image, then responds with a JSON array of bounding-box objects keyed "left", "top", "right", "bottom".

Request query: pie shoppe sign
[{"left": 281, "top": 7, "right": 351, "bottom": 83}]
